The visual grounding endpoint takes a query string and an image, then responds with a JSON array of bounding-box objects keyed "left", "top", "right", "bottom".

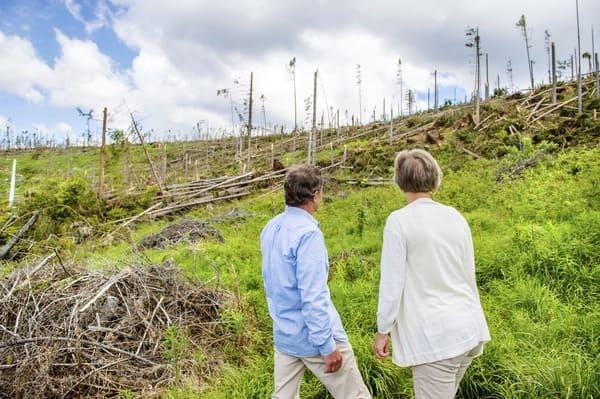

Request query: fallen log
[
  {"left": 0, "top": 211, "right": 39, "bottom": 260},
  {"left": 529, "top": 96, "right": 578, "bottom": 124}
]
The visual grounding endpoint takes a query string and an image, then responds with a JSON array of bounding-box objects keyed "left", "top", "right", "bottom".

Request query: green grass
[
  {"left": 2, "top": 99, "right": 599, "bottom": 398},
  {"left": 66, "top": 146, "right": 599, "bottom": 398}
]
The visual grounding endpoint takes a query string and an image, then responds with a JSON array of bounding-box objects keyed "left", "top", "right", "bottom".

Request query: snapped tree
[{"left": 516, "top": 15, "right": 535, "bottom": 91}]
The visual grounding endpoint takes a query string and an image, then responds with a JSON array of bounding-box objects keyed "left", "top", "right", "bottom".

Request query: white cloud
[
  {"left": 0, "top": 30, "right": 52, "bottom": 103},
  {"left": 55, "top": 122, "right": 73, "bottom": 135},
  {"left": 2, "top": 0, "right": 600, "bottom": 139},
  {"left": 64, "top": 0, "right": 112, "bottom": 34},
  {"left": 47, "top": 29, "right": 130, "bottom": 110}
]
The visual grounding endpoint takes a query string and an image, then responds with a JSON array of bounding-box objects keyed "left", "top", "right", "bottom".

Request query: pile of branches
[
  {"left": 140, "top": 219, "right": 224, "bottom": 249},
  {"left": 0, "top": 257, "right": 227, "bottom": 398}
]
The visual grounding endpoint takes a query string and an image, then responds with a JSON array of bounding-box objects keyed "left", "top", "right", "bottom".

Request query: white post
[{"left": 8, "top": 159, "right": 16, "bottom": 207}]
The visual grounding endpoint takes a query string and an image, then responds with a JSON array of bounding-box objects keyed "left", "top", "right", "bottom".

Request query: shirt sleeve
[
  {"left": 295, "top": 230, "right": 336, "bottom": 356},
  {"left": 463, "top": 219, "right": 482, "bottom": 299},
  {"left": 377, "top": 215, "right": 407, "bottom": 334}
]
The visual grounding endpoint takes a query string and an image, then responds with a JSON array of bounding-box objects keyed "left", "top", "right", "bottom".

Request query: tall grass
[{"left": 70, "top": 146, "right": 599, "bottom": 398}]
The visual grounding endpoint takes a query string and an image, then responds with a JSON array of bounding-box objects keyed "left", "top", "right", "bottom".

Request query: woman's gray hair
[{"left": 394, "top": 149, "right": 442, "bottom": 193}]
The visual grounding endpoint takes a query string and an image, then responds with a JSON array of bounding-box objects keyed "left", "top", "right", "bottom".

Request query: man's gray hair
[
  {"left": 284, "top": 164, "right": 323, "bottom": 206},
  {"left": 394, "top": 149, "right": 442, "bottom": 193}
]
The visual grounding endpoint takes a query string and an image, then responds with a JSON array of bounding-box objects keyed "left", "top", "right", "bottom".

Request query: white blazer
[{"left": 377, "top": 198, "right": 491, "bottom": 367}]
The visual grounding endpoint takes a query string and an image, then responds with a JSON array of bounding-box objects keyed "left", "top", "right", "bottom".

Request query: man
[{"left": 261, "top": 164, "right": 371, "bottom": 399}]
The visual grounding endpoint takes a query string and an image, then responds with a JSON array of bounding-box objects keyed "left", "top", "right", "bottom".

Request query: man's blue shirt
[{"left": 260, "top": 206, "right": 348, "bottom": 357}]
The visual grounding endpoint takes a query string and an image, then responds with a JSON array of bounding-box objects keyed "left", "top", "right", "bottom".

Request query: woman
[{"left": 373, "top": 149, "right": 490, "bottom": 398}]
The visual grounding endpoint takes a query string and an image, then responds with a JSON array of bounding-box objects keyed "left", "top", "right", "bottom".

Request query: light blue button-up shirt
[{"left": 260, "top": 206, "right": 348, "bottom": 357}]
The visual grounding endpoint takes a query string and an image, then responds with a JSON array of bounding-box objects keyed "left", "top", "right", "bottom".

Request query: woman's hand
[{"left": 373, "top": 332, "right": 390, "bottom": 359}]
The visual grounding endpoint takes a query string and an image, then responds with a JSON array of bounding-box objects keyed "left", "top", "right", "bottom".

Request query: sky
[{"left": 0, "top": 0, "right": 598, "bottom": 145}]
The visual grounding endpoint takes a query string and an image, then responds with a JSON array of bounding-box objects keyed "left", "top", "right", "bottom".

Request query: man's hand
[
  {"left": 373, "top": 333, "right": 390, "bottom": 359},
  {"left": 323, "top": 349, "right": 343, "bottom": 373}
]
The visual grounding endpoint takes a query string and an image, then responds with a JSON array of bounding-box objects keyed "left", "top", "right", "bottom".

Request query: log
[
  {"left": 460, "top": 147, "right": 484, "bottom": 159},
  {"left": 0, "top": 211, "right": 39, "bottom": 260},
  {"left": 529, "top": 96, "right": 578, "bottom": 124}
]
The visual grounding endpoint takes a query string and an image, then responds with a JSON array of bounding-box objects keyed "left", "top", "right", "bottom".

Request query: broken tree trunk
[
  {"left": 0, "top": 211, "right": 39, "bottom": 259},
  {"left": 130, "top": 113, "right": 167, "bottom": 197}
]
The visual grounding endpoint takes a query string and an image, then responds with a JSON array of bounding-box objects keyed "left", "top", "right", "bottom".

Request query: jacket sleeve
[
  {"left": 295, "top": 230, "right": 336, "bottom": 356},
  {"left": 377, "top": 215, "right": 407, "bottom": 334}
]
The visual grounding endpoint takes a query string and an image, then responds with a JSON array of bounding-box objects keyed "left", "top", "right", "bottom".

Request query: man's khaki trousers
[{"left": 272, "top": 342, "right": 372, "bottom": 399}]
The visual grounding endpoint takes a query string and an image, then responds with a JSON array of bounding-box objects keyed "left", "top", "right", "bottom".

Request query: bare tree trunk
[
  {"left": 427, "top": 88, "right": 430, "bottom": 110},
  {"left": 99, "top": 107, "right": 107, "bottom": 198},
  {"left": 131, "top": 114, "right": 166, "bottom": 197},
  {"left": 596, "top": 53, "right": 600, "bottom": 98},
  {"left": 576, "top": 0, "right": 583, "bottom": 114},
  {"left": 123, "top": 143, "right": 131, "bottom": 191},
  {"left": 434, "top": 69, "right": 439, "bottom": 109},
  {"left": 593, "top": 27, "right": 599, "bottom": 98},
  {"left": 552, "top": 42, "right": 558, "bottom": 104},
  {"left": 162, "top": 144, "right": 168, "bottom": 184},
  {"left": 485, "top": 54, "right": 490, "bottom": 100},
  {"left": 247, "top": 72, "right": 253, "bottom": 168},
  {"left": 293, "top": 67, "right": 297, "bottom": 132},
  {"left": 309, "top": 70, "right": 317, "bottom": 165},
  {"left": 475, "top": 31, "right": 481, "bottom": 124}
]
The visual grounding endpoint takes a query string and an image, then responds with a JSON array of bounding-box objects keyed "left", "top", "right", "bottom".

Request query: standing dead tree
[
  {"left": 356, "top": 64, "right": 363, "bottom": 124},
  {"left": 247, "top": 72, "right": 254, "bottom": 168},
  {"left": 466, "top": 27, "right": 481, "bottom": 124},
  {"left": 545, "top": 30, "right": 552, "bottom": 84},
  {"left": 99, "top": 107, "right": 108, "bottom": 198},
  {"left": 507, "top": 58, "right": 515, "bottom": 93},
  {"left": 575, "top": 0, "right": 583, "bottom": 114},
  {"left": 130, "top": 113, "right": 166, "bottom": 197},
  {"left": 309, "top": 70, "right": 318, "bottom": 165},
  {"left": 552, "top": 42, "right": 558, "bottom": 104},
  {"left": 76, "top": 108, "right": 94, "bottom": 146},
  {"left": 516, "top": 15, "right": 535, "bottom": 91},
  {"left": 287, "top": 57, "right": 298, "bottom": 132},
  {"left": 397, "top": 58, "right": 404, "bottom": 116},
  {"left": 593, "top": 27, "right": 600, "bottom": 98}
]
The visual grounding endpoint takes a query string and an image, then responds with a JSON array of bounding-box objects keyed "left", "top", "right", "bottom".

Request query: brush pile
[
  {"left": 0, "top": 257, "right": 227, "bottom": 398},
  {"left": 140, "top": 219, "right": 224, "bottom": 249}
]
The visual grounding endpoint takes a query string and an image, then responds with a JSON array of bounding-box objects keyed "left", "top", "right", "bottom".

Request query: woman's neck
[{"left": 405, "top": 192, "right": 432, "bottom": 204}]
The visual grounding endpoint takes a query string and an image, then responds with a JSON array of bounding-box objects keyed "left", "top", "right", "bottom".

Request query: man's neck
[
  {"left": 405, "top": 192, "right": 432, "bottom": 204},
  {"left": 298, "top": 203, "right": 316, "bottom": 215}
]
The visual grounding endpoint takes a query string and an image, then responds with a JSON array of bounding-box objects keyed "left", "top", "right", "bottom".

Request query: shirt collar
[
  {"left": 410, "top": 197, "right": 436, "bottom": 205},
  {"left": 285, "top": 206, "right": 320, "bottom": 227}
]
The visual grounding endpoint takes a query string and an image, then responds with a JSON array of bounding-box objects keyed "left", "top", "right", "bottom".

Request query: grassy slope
[
  {"left": 75, "top": 145, "right": 599, "bottom": 398},
  {"left": 2, "top": 81, "right": 599, "bottom": 397}
]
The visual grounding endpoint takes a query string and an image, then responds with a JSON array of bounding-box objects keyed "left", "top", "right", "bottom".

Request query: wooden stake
[{"left": 8, "top": 159, "right": 16, "bottom": 208}]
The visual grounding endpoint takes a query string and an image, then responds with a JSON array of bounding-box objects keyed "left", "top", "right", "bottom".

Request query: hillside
[{"left": 1, "top": 78, "right": 599, "bottom": 398}]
